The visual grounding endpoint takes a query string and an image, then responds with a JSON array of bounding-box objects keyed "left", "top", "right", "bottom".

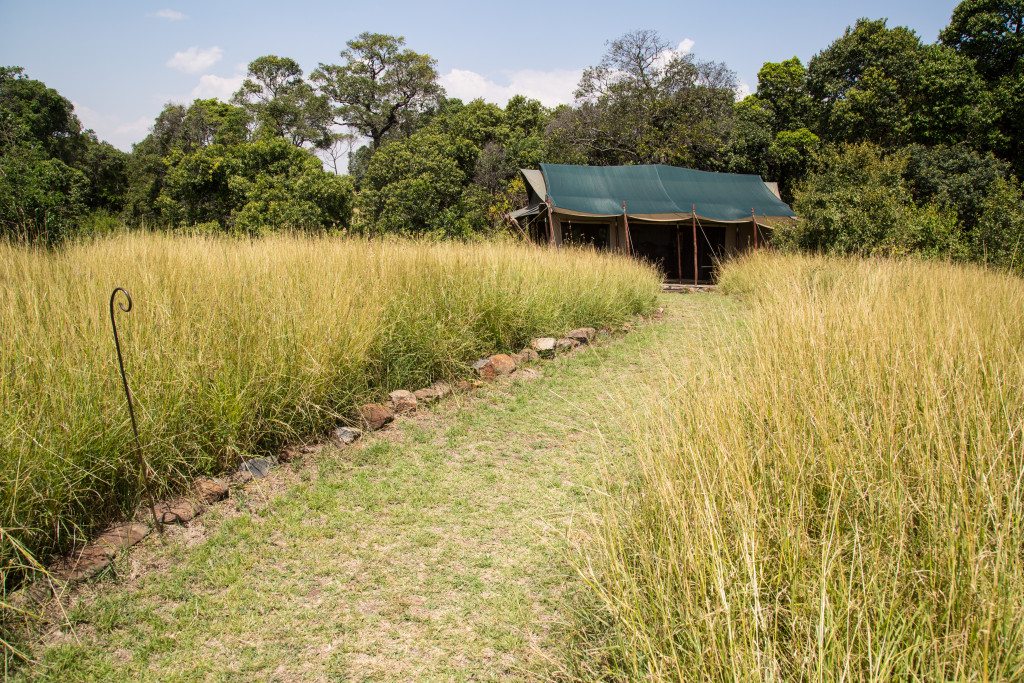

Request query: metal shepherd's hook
[{"left": 110, "top": 287, "right": 163, "bottom": 533}]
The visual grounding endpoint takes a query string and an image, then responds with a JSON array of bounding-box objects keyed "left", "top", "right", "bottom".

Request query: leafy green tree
[
  {"left": 356, "top": 129, "right": 477, "bottom": 236},
  {"left": 157, "top": 137, "right": 354, "bottom": 233},
  {"left": 125, "top": 99, "right": 252, "bottom": 222},
  {"left": 549, "top": 29, "right": 737, "bottom": 167},
  {"left": 941, "top": 0, "right": 1024, "bottom": 82},
  {"left": 0, "top": 66, "right": 128, "bottom": 241},
  {"left": 782, "top": 143, "right": 966, "bottom": 257},
  {"left": 233, "top": 56, "right": 333, "bottom": 148},
  {"left": 903, "top": 143, "right": 1010, "bottom": 229},
  {"left": 312, "top": 33, "right": 443, "bottom": 150},
  {"left": 755, "top": 58, "right": 813, "bottom": 131},
  {"left": 973, "top": 176, "right": 1024, "bottom": 269}
]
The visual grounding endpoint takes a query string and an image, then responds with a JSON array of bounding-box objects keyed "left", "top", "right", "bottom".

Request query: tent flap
[{"left": 539, "top": 163, "right": 795, "bottom": 222}]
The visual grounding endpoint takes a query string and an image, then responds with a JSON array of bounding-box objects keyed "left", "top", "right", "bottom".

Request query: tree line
[{"left": 1, "top": 0, "right": 1022, "bottom": 270}]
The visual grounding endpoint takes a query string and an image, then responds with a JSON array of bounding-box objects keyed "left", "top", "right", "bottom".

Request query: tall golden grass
[
  {"left": 0, "top": 233, "right": 658, "bottom": 610},
  {"left": 575, "top": 253, "right": 1024, "bottom": 680}
]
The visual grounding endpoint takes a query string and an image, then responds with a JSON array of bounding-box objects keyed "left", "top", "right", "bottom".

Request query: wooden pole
[
  {"left": 545, "top": 196, "right": 554, "bottom": 246},
  {"left": 622, "top": 201, "right": 633, "bottom": 257},
  {"left": 675, "top": 225, "right": 683, "bottom": 282},
  {"left": 753, "top": 209, "right": 761, "bottom": 252},
  {"left": 692, "top": 204, "right": 698, "bottom": 285}
]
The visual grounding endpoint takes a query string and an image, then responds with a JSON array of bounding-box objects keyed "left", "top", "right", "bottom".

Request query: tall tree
[
  {"left": 233, "top": 56, "right": 333, "bottom": 149},
  {"left": 941, "top": 0, "right": 1024, "bottom": 82},
  {"left": 312, "top": 33, "right": 442, "bottom": 150},
  {"left": 550, "top": 29, "right": 737, "bottom": 167}
]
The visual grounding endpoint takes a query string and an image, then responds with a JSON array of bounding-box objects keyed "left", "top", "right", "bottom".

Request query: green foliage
[
  {"left": 941, "top": 0, "right": 1024, "bottom": 82},
  {"left": 782, "top": 143, "right": 966, "bottom": 257},
  {"left": 233, "top": 56, "right": 333, "bottom": 149},
  {"left": 158, "top": 137, "right": 354, "bottom": 234},
  {"left": 312, "top": 33, "right": 442, "bottom": 149},
  {"left": 903, "top": 143, "right": 1010, "bottom": 229},
  {"left": 0, "top": 67, "right": 127, "bottom": 242},
  {"left": 549, "top": 30, "right": 736, "bottom": 168},
  {"left": 974, "top": 176, "right": 1024, "bottom": 270},
  {"left": 755, "top": 57, "right": 813, "bottom": 131}
]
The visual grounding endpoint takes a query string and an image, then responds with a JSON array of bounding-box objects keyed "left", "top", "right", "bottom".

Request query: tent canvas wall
[{"left": 511, "top": 163, "right": 797, "bottom": 283}]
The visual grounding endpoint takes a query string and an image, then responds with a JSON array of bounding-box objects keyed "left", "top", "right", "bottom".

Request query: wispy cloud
[
  {"left": 439, "top": 68, "right": 582, "bottom": 108},
  {"left": 167, "top": 46, "right": 223, "bottom": 74},
  {"left": 152, "top": 8, "right": 187, "bottom": 21}
]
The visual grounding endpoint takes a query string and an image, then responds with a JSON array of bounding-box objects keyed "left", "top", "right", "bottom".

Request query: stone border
[{"left": 14, "top": 312, "right": 663, "bottom": 607}]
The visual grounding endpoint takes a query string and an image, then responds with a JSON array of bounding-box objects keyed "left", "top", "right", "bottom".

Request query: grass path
[{"left": 20, "top": 293, "right": 734, "bottom": 682}]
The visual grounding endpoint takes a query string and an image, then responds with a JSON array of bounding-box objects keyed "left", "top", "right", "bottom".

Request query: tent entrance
[
  {"left": 628, "top": 223, "right": 726, "bottom": 283},
  {"left": 562, "top": 221, "right": 610, "bottom": 249}
]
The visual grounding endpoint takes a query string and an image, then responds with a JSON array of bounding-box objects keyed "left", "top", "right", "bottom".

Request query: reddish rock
[
  {"left": 472, "top": 358, "right": 496, "bottom": 380},
  {"left": 455, "top": 380, "right": 475, "bottom": 392},
  {"left": 565, "top": 327, "right": 597, "bottom": 344},
  {"left": 518, "top": 348, "right": 540, "bottom": 363},
  {"left": 60, "top": 522, "right": 151, "bottom": 582},
  {"left": 414, "top": 387, "right": 438, "bottom": 403},
  {"left": 489, "top": 353, "right": 516, "bottom": 375},
  {"left": 359, "top": 403, "right": 394, "bottom": 431},
  {"left": 195, "top": 477, "right": 228, "bottom": 503},
  {"left": 389, "top": 389, "right": 418, "bottom": 414},
  {"left": 156, "top": 498, "right": 200, "bottom": 525}
]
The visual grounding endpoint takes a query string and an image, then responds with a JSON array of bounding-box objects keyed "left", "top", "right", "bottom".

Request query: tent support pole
[
  {"left": 692, "top": 205, "right": 698, "bottom": 286},
  {"left": 622, "top": 201, "right": 633, "bottom": 257},
  {"left": 675, "top": 225, "right": 683, "bottom": 282},
  {"left": 545, "top": 196, "right": 555, "bottom": 247},
  {"left": 751, "top": 208, "right": 758, "bottom": 251}
]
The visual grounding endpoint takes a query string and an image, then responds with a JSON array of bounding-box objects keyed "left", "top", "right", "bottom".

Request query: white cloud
[
  {"left": 73, "top": 102, "right": 152, "bottom": 151},
  {"left": 152, "top": 8, "right": 187, "bottom": 21},
  {"left": 190, "top": 72, "right": 245, "bottom": 100},
  {"left": 439, "top": 68, "right": 582, "bottom": 108},
  {"left": 735, "top": 81, "right": 752, "bottom": 101},
  {"left": 653, "top": 38, "right": 696, "bottom": 71},
  {"left": 167, "top": 46, "right": 223, "bottom": 74}
]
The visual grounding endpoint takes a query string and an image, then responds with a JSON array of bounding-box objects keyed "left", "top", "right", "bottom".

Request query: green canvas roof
[{"left": 539, "top": 163, "right": 795, "bottom": 222}]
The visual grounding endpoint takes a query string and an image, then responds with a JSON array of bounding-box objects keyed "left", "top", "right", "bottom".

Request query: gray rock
[
  {"left": 239, "top": 456, "right": 276, "bottom": 478},
  {"left": 556, "top": 337, "right": 581, "bottom": 352},
  {"left": 565, "top": 327, "right": 597, "bottom": 344},
  {"left": 330, "top": 426, "right": 362, "bottom": 446}
]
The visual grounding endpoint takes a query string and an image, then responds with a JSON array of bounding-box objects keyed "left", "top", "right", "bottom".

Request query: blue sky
[{"left": 0, "top": 0, "right": 960, "bottom": 150}]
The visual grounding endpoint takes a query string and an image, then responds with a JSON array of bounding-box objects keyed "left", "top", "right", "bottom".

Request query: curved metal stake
[{"left": 110, "top": 287, "right": 163, "bottom": 534}]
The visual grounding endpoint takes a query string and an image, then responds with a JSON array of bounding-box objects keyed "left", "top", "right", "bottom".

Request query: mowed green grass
[
  {"left": 572, "top": 253, "right": 1024, "bottom": 680},
  {"left": 0, "top": 233, "right": 659, "bottom": 656},
  {"left": 14, "top": 294, "right": 728, "bottom": 681}
]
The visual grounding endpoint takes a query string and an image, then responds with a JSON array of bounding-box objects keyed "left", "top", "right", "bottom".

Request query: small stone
[
  {"left": 60, "top": 522, "right": 152, "bottom": 582},
  {"left": 488, "top": 353, "right": 516, "bottom": 375},
  {"left": 430, "top": 381, "right": 452, "bottom": 398},
  {"left": 278, "top": 447, "right": 300, "bottom": 463},
  {"left": 472, "top": 358, "right": 496, "bottom": 380},
  {"left": 518, "top": 348, "right": 540, "bottom": 363},
  {"left": 515, "top": 368, "right": 542, "bottom": 380},
  {"left": 414, "top": 387, "right": 438, "bottom": 403},
  {"left": 359, "top": 403, "right": 394, "bottom": 431},
  {"left": 565, "top": 327, "right": 597, "bottom": 344},
  {"left": 231, "top": 470, "right": 254, "bottom": 485},
  {"left": 455, "top": 380, "right": 475, "bottom": 391},
  {"left": 239, "top": 456, "right": 276, "bottom": 479},
  {"left": 194, "top": 477, "right": 228, "bottom": 504},
  {"left": 94, "top": 523, "right": 150, "bottom": 554},
  {"left": 556, "top": 337, "right": 581, "bottom": 352},
  {"left": 530, "top": 337, "right": 557, "bottom": 358},
  {"left": 156, "top": 498, "right": 200, "bottom": 526},
  {"left": 330, "top": 426, "right": 362, "bottom": 446},
  {"left": 388, "top": 389, "right": 417, "bottom": 414}
]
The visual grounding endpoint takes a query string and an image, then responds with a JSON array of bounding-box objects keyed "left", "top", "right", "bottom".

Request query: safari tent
[{"left": 509, "top": 163, "right": 797, "bottom": 283}]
